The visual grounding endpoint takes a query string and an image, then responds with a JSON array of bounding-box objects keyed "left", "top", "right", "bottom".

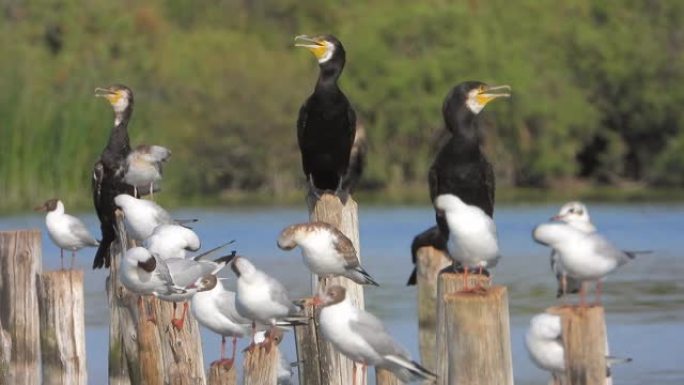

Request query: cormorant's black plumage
[
  {"left": 296, "top": 35, "right": 356, "bottom": 199},
  {"left": 429, "top": 81, "right": 496, "bottom": 237},
  {"left": 92, "top": 85, "right": 135, "bottom": 269},
  {"left": 406, "top": 81, "right": 509, "bottom": 284}
]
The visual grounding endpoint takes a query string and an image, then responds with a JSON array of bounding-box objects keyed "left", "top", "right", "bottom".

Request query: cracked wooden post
[
  {"left": 376, "top": 368, "right": 402, "bottom": 385},
  {"left": 206, "top": 364, "right": 237, "bottom": 385},
  {"left": 294, "top": 193, "right": 365, "bottom": 385},
  {"left": 415, "top": 246, "right": 450, "bottom": 371},
  {"left": 108, "top": 210, "right": 206, "bottom": 385},
  {"left": 38, "top": 270, "right": 87, "bottom": 385},
  {"left": 243, "top": 344, "right": 281, "bottom": 385},
  {"left": 0, "top": 229, "right": 41, "bottom": 385},
  {"left": 547, "top": 306, "right": 607, "bottom": 385},
  {"left": 436, "top": 272, "right": 513, "bottom": 385}
]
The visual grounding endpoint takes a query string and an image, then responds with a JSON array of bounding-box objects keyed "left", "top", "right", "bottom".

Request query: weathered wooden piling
[
  {"left": 0, "top": 229, "right": 42, "bottom": 385},
  {"left": 376, "top": 368, "right": 402, "bottom": 385},
  {"left": 435, "top": 272, "right": 513, "bottom": 385},
  {"left": 243, "top": 344, "right": 281, "bottom": 385},
  {"left": 415, "top": 246, "right": 450, "bottom": 371},
  {"left": 37, "top": 270, "right": 87, "bottom": 385},
  {"left": 548, "top": 306, "right": 607, "bottom": 385},
  {"left": 206, "top": 364, "right": 237, "bottom": 385},
  {"left": 108, "top": 211, "right": 206, "bottom": 385},
  {"left": 294, "top": 194, "right": 365, "bottom": 385}
]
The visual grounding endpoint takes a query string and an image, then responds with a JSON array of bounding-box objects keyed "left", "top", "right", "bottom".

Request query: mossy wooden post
[
  {"left": 38, "top": 270, "right": 87, "bottom": 385},
  {"left": 243, "top": 344, "right": 281, "bottom": 385},
  {"left": 207, "top": 364, "right": 237, "bottom": 385},
  {"left": 294, "top": 194, "right": 365, "bottom": 385},
  {"left": 108, "top": 210, "right": 206, "bottom": 385},
  {"left": 436, "top": 272, "right": 513, "bottom": 385},
  {"left": 548, "top": 306, "right": 607, "bottom": 385},
  {"left": 0, "top": 229, "right": 41, "bottom": 385},
  {"left": 415, "top": 246, "right": 450, "bottom": 371}
]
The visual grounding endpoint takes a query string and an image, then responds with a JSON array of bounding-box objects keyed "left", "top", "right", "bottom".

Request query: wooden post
[
  {"left": 435, "top": 272, "right": 513, "bottom": 385},
  {"left": 0, "top": 229, "right": 41, "bottom": 385},
  {"left": 37, "top": 270, "right": 87, "bottom": 385},
  {"left": 294, "top": 194, "right": 365, "bottom": 385},
  {"left": 206, "top": 364, "right": 237, "bottom": 385},
  {"left": 243, "top": 345, "right": 281, "bottom": 385},
  {"left": 0, "top": 317, "right": 10, "bottom": 380},
  {"left": 108, "top": 211, "right": 206, "bottom": 385},
  {"left": 376, "top": 368, "right": 402, "bottom": 385},
  {"left": 547, "top": 306, "right": 607, "bottom": 385},
  {"left": 415, "top": 247, "right": 450, "bottom": 371}
]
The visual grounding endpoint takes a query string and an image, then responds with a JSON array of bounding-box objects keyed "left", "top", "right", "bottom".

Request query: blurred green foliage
[{"left": 1, "top": 0, "right": 683, "bottom": 212}]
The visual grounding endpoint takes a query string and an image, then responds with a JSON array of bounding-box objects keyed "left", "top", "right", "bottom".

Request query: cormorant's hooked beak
[
  {"left": 478, "top": 84, "right": 512, "bottom": 104},
  {"left": 94, "top": 87, "right": 116, "bottom": 98},
  {"left": 294, "top": 35, "right": 329, "bottom": 61}
]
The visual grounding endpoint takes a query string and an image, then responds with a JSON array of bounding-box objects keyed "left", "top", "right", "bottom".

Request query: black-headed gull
[
  {"left": 434, "top": 193, "right": 500, "bottom": 290},
  {"left": 533, "top": 222, "right": 641, "bottom": 305},
  {"left": 550, "top": 202, "right": 597, "bottom": 298},
  {"left": 114, "top": 194, "right": 196, "bottom": 242},
  {"left": 155, "top": 253, "right": 235, "bottom": 330},
  {"left": 231, "top": 257, "right": 306, "bottom": 342},
  {"left": 191, "top": 275, "right": 251, "bottom": 367},
  {"left": 144, "top": 224, "right": 201, "bottom": 260},
  {"left": 315, "top": 285, "right": 437, "bottom": 384},
  {"left": 35, "top": 199, "right": 99, "bottom": 269},
  {"left": 277, "top": 222, "right": 378, "bottom": 286},
  {"left": 124, "top": 144, "right": 171, "bottom": 199},
  {"left": 525, "top": 312, "right": 631, "bottom": 384}
]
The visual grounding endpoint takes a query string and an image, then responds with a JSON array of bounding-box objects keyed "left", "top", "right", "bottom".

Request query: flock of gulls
[{"left": 33, "top": 34, "right": 644, "bottom": 383}]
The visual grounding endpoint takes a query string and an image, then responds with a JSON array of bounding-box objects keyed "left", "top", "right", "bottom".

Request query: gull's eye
[{"left": 576, "top": 209, "right": 583, "bottom": 215}]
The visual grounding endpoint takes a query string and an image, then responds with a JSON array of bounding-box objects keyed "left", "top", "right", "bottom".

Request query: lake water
[{"left": 1, "top": 203, "right": 683, "bottom": 385}]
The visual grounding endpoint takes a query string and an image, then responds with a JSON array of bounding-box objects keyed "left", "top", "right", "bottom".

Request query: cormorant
[
  {"left": 407, "top": 82, "right": 510, "bottom": 284},
  {"left": 92, "top": 84, "right": 135, "bottom": 268},
  {"left": 341, "top": 120, "right": 367, "bottom": 194},
  {"left": 294, "top": 34, "right": 357, "bottom": 202}
]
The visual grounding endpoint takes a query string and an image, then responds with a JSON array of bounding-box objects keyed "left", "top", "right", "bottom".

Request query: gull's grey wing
[
  {"left": 166, "top": 259, "right": 216, "bottom": 287},
  {"left": 266, "top": 275, "right": 297, "bottom": 313},
  {"left": 589, "top": 233, "right": 633, "bottom": 266},
  {"left": 214, "top": 289, "right": 252, "bottom": 325},
  {"left": 151, "top": 254, "right": 184, "bottom": 294},
  {"left": 349, "top": 310, "right": 409, "bottom": 358},
  {"left": 66, "top": 215, "right": 99, "bottom": 246}
]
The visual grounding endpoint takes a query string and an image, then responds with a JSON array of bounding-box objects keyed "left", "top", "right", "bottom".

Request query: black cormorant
[
  {"left": 295, "top": 34, "right": 357, "bottom": 201},
  {"left": 429, "top": 81, "right": 510, "bottom": 232},
  {"left": 340, "top": 120, "right": 367, "bottom": 194},
  {"left": 406, "top": 81, "right": 510, "bottom": 284},
  {"left": 92, "top": 84, "right": 135, "bottom": 268}
]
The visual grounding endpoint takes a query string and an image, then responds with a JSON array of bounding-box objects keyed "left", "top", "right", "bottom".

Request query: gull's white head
[
  {"left": 125, "top": 247, "right": 152, "bottom": 263},
  {"left": 231, "top": 256, "right": 257, "bottom": 279},
  {"left": 554, "top": 201, "right": 590, "bottom": 223},
  {"left": 114, "top": 194, "right": 137, "bottom": 209}
]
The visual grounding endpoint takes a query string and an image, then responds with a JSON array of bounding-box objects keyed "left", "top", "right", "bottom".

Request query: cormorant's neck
[
  {"left": 446, "top": 108, "right": 480, "bottom": 146},
  {"left": 106, "top": 107, "right": 132, "bottom": 155},
  {"left": 316, "top": 62, "right": 343, "bottom": 90}
]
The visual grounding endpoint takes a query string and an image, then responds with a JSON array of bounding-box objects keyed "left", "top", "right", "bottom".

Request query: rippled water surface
[{"left": 2, "top": 203, "right": 683, "bottom": 385}]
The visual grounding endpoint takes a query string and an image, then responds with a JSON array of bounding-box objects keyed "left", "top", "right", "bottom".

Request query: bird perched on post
[
  {"left": 92, "top": 84, "right": 136, "bottom": 269},
  {"left": 294, "top": 34, "right": 356, "bottom": 202},
  {"left": 525, "top": 312, "right": 632, "bottom": 383},
  {"left": 549, "top": 201, "right": 597, "bottom": 298},
  {"left": 423, "top": 81, "right": 510, "bottom": 288},
  {"left": 277, "top": 222, "right": 379, "bottom": 286},
  {"left": 533, "top": 221, "right": 644, "bottom": 306},
  {"left": 35, "top": 198, "right": 99, "bottom": 269},
  {"left": 314, "top": 285, "right": 437, "bottom": 385},
  {"left": 123, "top": 144, "right": 171, "bottom": 199}
]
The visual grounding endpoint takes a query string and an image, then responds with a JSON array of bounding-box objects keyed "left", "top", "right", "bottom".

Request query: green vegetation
[{"left": 1, "top": 0, "right": 684, "bottom": 212}]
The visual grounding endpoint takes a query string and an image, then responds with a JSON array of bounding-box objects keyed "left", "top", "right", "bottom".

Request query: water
[{"left": 2, "top": 203, "right": 683, "bottom": 385}]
